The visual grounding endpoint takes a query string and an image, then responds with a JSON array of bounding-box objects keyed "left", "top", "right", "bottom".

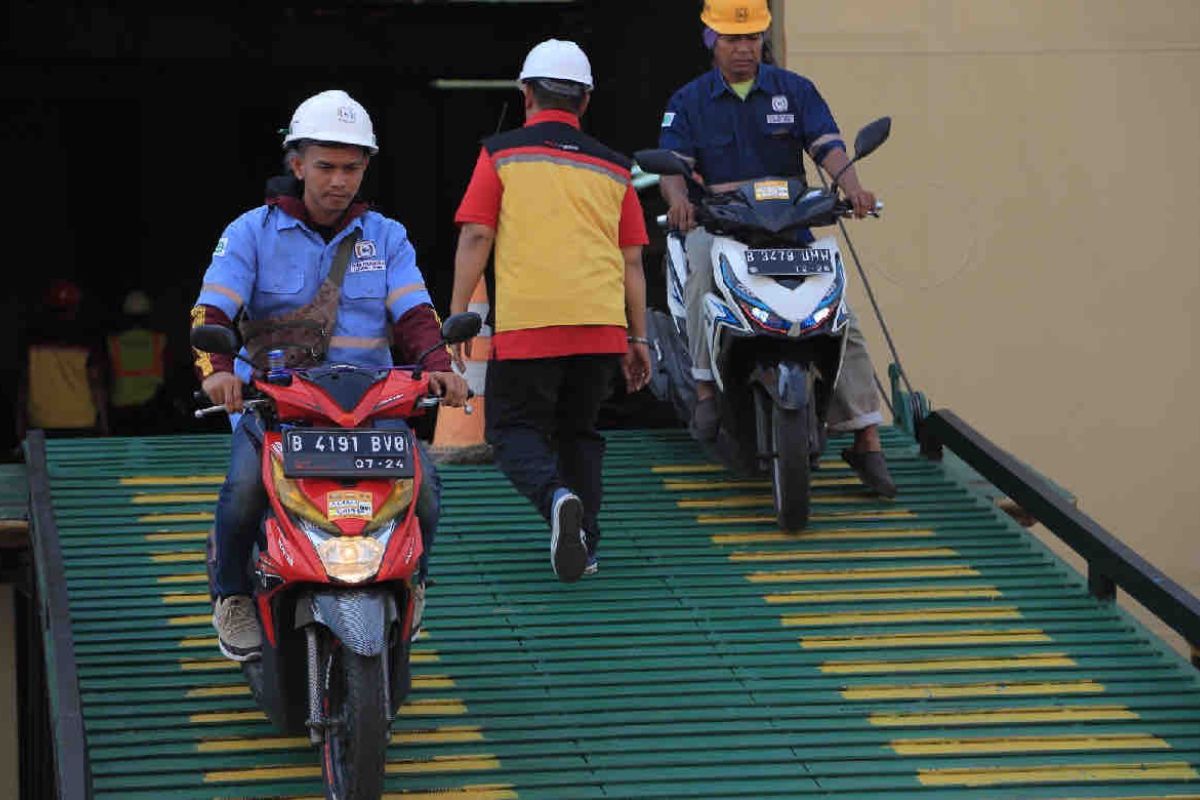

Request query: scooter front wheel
[
  {"left": 321, "top": 646, "right": 389, "bottom": 800},
  {"left": 770, "top": 403, "right": 812, "bottom": 532}
]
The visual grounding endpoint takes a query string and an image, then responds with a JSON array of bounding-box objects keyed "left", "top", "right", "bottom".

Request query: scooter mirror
[
  {"left": 853, "top": 117, "right": 892, "bottom": 162},
  {"left": 440, "top": 311, "right": 483, "bottom": 345},
  {"left": 190, "top": 324, "right": 240, "bottom": 355},
  {"left": 633, "top": 149, "right": 694, "bottom": 177}
]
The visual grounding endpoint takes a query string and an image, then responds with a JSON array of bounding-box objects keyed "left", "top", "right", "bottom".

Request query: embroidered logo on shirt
[
  {"left": 772, "top": 95, "right": 789, "bottom": 112},
  {"left": 213, "top": 237, "right": 228, "bottom": 257},
  {"left": 661, "top": 111, "right": 676, "bottom": 128},
  {"left": 766, "top": 113, "right": 795, "bottom": 125},
  {"left": 354, "top": 239, "right": 377, "bottom": 259},
  {"left": 349, "top": 259, "right": 386, "bottom": 274}
]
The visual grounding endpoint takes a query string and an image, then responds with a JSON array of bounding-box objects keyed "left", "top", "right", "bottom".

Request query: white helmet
[
  {"left": 518, "top": 39, "right": 593, "bottom": 91},
  {"left": 282, "top": 90, "right": 378, "bottom": 155},
  {"left": 122, "top": 290, "right": 151, "bottom": 316}
]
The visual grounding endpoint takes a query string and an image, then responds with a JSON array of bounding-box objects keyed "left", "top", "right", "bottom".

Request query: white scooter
[{"left": 635, "top": 117, "right": 890, "bottom": 531}]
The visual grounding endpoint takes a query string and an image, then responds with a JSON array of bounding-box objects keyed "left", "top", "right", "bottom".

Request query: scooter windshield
[{"left": 298, "top": 364, "right": 392, "bottom": 413}]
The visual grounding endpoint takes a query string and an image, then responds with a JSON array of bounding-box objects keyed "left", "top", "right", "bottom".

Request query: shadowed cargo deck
[{"left": 37, "top": 428, "right": 1200, "bottom": 798}]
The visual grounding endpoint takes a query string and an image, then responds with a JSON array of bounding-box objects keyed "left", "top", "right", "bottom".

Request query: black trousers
[{"left": 484, "top": 354, "right": 620, "bottom": 542}]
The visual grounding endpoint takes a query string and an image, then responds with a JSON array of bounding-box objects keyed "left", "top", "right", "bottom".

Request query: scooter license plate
[
  {"left": 745, "top": 248, "right": 834, "bottom": 276},
  {"left": 282, "top": 429, "right": 415, "bottom": 478}
]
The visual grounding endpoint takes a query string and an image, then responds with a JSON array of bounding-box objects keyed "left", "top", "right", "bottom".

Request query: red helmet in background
[{"left": 44, "top": 279, "right": 82, "bottom": 311}]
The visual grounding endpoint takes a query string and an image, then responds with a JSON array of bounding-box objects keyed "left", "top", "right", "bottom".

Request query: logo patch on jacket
[
  {"left": 662, "top": 111, "right": 676, "bottom": 128},
  {"left": 772, "top": 95, "right": 789, "bottom": 112},
  {"left": 213, "top": 237, "right": 228, "bottom": 257},
  {"left": 354, "top": 239, "right": 377, "bottom": 259}
]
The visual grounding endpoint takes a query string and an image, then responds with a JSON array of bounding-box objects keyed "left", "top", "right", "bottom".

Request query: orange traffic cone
[{"left": 431, "top": 279, "right": 492, "bottom": 464}]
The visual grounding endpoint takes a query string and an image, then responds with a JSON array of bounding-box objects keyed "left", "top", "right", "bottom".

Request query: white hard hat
[
  {"left": 282, "top": 90, "right": 378, "bottom": 155},
  {"left": 123, "top": 290, "right": 151, "bottom": 316},
  {"left": 518, "top": 39, "right": 593, "bottom": 90}
]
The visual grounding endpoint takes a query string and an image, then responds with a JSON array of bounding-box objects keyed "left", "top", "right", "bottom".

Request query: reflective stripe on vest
[{"left": 108, "top": 329, "right": 165, "bottom": 408}]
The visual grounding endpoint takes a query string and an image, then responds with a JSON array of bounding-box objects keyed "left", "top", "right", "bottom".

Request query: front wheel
[
  {"left": 322, "top": 646, "right": 389, "bottom": 800},
  {"left": 771, "top": 402, "right": 812, "bottom": 532}
]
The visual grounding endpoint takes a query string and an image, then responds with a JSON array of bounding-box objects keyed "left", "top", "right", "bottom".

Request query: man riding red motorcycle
[{"left": 190, "top": 88, "right": 469, "bottom": 663}]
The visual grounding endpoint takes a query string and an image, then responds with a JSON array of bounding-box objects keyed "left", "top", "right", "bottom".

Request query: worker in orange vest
[{"left": 107, "top": 289, "right": 170, "bottom": 435}]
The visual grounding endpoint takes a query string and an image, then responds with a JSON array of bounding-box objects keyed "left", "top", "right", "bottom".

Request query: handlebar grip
[{"left": 194, "top": 405, "right": 227, "bottom": 419}]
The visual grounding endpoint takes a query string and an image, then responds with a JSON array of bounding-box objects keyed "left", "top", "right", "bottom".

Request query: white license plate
[{"left": 745, "top": 248, "right": 834, "bottom": 276}]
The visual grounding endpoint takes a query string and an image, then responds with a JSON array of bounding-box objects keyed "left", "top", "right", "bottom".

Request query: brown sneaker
[
  {"left": 212, "top": 595, "right": 262, "bottom": 661},
  {"left": 842, "top": 448, "right": 898, "bottom": 498}
]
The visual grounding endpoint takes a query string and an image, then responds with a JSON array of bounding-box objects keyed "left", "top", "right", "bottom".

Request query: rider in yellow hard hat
[{"left": 658, "top": 0, "right": 898, "bottom": 498}]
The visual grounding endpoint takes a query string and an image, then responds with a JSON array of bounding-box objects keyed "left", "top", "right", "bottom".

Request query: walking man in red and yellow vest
[
  {"left": 450, "top": 39, "right": 653, "bottom": 583},
  {"left": 107, "top": 289, "right": 169, "bottom": 435}
]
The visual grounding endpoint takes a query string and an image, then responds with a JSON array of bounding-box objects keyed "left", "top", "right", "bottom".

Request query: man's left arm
[
  {"left": 797, "top": 77, "right": 876, "bottom": 219},
  {"left": 619, "top": 183, "right": 651, "bottom": 392}
]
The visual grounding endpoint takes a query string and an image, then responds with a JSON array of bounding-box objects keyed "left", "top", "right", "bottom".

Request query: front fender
[
  {"left": 307, "top": 588, "right": 396, "bottom": 657},
  {"left": 749, "top": 361, "right": 809, "bottom": 412}
]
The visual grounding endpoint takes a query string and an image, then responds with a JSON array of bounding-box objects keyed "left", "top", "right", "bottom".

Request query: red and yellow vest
[{"left": 107, "top": 328, "right": 165, "bottom": 408}]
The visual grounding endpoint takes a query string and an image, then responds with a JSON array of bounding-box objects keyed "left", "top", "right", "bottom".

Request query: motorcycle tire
[
  {"left": 771, "top": 403, "right": 812, "bottom": 532},
  {"left": 321, "top": 647, "right": 389, "bottom": 800}
]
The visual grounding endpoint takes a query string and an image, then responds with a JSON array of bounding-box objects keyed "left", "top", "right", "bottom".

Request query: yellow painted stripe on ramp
[
  {"left": 916, "top": 761, "right": 1197, "bottom": 787},
  {"left": 1039, "top": 795, "right": 1200, "bottom": 800},
  {"left": 820, "top": 652, "right": 1076, "bottom": 675},
  {"left": 158, "top": 572, "right": 207, "bottom": 584},
  {"left": 411, "top": 650, "right": 440, "bottom": 664},
  {"left": 842, "top": 678, "right": 1104, "bottom": 701},
  {"left": 665, "top": 477, "right": 860, "bottom": 491},
  {"left": 142, "top": 512, "right": 213, "bottom": 523},
  {"left": 146, "top": 531, "right": 207, "bottom": 543},
  {"left": 168, "top": 614, "right": 210, "bottom": 626},
  {"left": 387, "top": 754, "right": 501, "bottom": 774},
  {"left": 197, "top": 735, "right": 307, "bottom": 753},
  {"left": 398, "top": 699, "right": 468, "bottom": 716},
  {"left": 151, "top": 552, "right": 206, "bottom": 564},
  {"left": 205, "top": 765, "right": 320, "bottom": 783},
  {"left": 413, "top": 674, "right": 456, "bottom": 690},
  {"left": 748, "top": 565, "right": 980, "bottom": 583},
  {"left": 734, "top": 546, "right": 959, "bottom": 563},
  {"left": 892, "top": 733, "right": 1170, "bottom": 756},
  {"left": 179, "top": 657, "right": 236, "bottom": 672},
  {"left": 131, "top": 492, "right": 217, "bottom": 504},
  {"left": 651, "top": 464, "right": 725, "bottom": 474},
  {"left": 802, "top": 627, "right": 1051, "bottom": 650},
  {"left": 699, "top": 509, "right": 917, "bottom": 524},
  {"left": 187, "top": 685, "right": 249, "bottom": 699},
  {"left": 392, "top": 726, "right": 485, "bottom": 745},
  {"left": 288, "top": 786, "right": 517, "bottom": 800},
  {"left": 121, "top": 475, "right": 224, "bottom": 486},
  {"left": 783, "top": 606, "right": 1021, "bottom": 627},
  {"left": 871, "top": 704, "right": 1138, "bottom": 727},
  {"left": 714, "top": 528, "right": 934, "bottom": 544},
  {"left": 766, "top": 585, "right": 1001, "bottom": 604},
  {"left": 191, "top": 709, "right": 268, "bottom": 724},
  {"left": 178, "top": 636, "right": 218, "bottom": 649},
  {"left": 681, "top": 493, "right": 876, "bottom": 509},
  {"left": 163, "top": 593, "right": 210, "bottom": 604}
]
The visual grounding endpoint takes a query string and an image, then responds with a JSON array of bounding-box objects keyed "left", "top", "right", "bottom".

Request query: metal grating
[{"left": 40, "top": 428, "right": 1200, "bottom": 798}]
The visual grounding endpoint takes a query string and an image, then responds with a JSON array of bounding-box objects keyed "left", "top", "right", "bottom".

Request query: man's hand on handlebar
[
  {"left": 666, "top": 198, "right": 697, "bottom": 232},
  {"left": 845, "top": 187, "right": 878, "bottom": 219},
  {"left": 202, "top": 372, "right": 243, "bottom": 413},
  {"left": 427, "top": 371, "right": 470, "bottom": 408}
]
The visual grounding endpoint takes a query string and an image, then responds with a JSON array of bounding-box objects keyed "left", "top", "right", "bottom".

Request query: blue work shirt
[
  {"left": 659, "top": 64, "right": 846, "bottom": 242},
  {"left": 196, "top": 204, "right": 434, "bottom": 385}
]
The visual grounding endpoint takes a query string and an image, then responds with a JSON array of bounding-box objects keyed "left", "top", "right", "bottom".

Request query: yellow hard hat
[{"left": 701, "top": 0, "right": 772, "bottom": 34}]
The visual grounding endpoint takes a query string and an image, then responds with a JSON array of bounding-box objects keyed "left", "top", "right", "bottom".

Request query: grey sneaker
[
  {"left": 410, "top": 580, "right": 426, "bottom": 643},
  {"left": 689, "top": 396, "right": 720, "bottom": 441},
  {"left": 212, "top": 595, "right": 262, "bottom": 662},
  {"left": 550, "top": 488, "right": 587, "bottom": 583}
]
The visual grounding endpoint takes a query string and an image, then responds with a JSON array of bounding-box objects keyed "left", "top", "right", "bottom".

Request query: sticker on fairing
[
  {"left": 754, "top": 180, "right": 790, "bottom": 201},
  {"left": 213, "top": 237, "right": 228, "bottom": 257},
  {"left": 661, "top": 111, "right": 676, "bottom": 128},
  {"left": 328, "top": 491, "right": 373, "bottom": 521}
]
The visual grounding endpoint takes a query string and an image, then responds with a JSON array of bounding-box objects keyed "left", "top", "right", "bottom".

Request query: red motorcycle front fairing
[{"left": 255, "top": 368, "right": 430, "bottom": 427}]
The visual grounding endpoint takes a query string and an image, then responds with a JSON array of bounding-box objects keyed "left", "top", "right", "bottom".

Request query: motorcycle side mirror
[
  {"left": 190, "top": 324, "right": 240, "bottom": 355},
  {"left": 633, "top": 149, "right": 694, "bottom": 177},
  {"left": 853, "top": 117, "right": 892, "bottom": 162},
  {"left": 440, "top": 311, "right": 483, "bottom": 345}
]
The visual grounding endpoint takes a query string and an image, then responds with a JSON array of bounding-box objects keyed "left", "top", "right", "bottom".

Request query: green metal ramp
[{"left": 41, "top": 428, "right": 1200, "bottom": 798}]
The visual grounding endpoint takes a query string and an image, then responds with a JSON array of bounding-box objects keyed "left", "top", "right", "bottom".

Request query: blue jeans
[{"left": 211, "top": 414, "right": 441, "bottom": 597}]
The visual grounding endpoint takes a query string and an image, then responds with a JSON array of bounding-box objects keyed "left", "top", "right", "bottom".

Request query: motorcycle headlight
[{"left": 315, "top": 536, "right": 385, "bottom": 584}]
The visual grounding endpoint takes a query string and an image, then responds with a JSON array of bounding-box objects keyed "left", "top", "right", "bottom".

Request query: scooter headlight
[
  {"left": 315, "top": 536, "right": 385, "bottom": 584},
  {"left": 720, "top": 255, "right": 790, "bottom": 334}
]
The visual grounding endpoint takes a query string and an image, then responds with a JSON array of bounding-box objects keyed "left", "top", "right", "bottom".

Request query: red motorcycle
[{"left": 190, "top": 312, "right": 480, "bottom": 800}]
